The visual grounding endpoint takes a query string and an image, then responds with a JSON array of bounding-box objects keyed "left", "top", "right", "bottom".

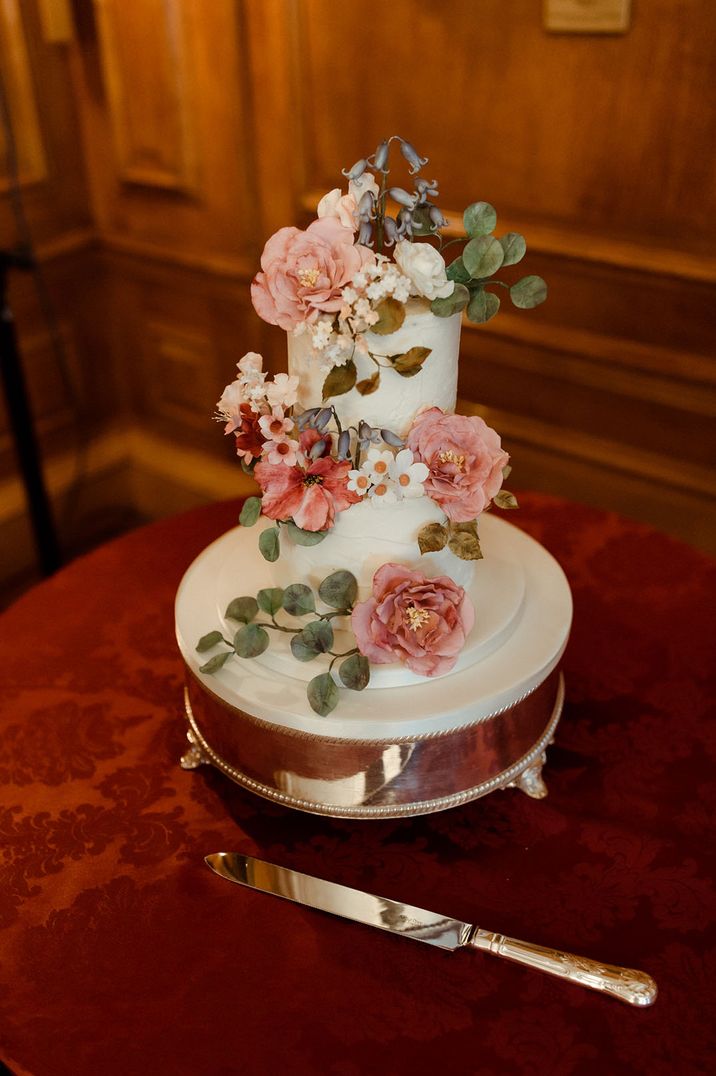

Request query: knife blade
[{"left": 205, "top": 852, "right": 657, "bottom": 1007}]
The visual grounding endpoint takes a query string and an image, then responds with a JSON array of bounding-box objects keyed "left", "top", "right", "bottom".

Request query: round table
[{"left": 1, "top": 494, "right": 714, "bottom": 1076}]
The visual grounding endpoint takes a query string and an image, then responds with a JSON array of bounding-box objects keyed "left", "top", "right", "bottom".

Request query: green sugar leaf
[
  {"left": 319, "top": 570, "right": 358, "bottom": 610},
  {"left": 290, "top": 618, "right": 334, "bottom": 661},
  {"left": 499, "top": 232, "right": 527, "bottom": 266},
  {"left": 446, "top": 256, "right": 471, "bottom": 285},
  {"left": 417, "top": 522, "right": 448, "bottom": 554},
  {"left": 356, "top": 371, "right": 380, "bottom": 395},
  {"left": 196, "top": 630, "right": 223, "bottom": 653},
  {"left": 448, "top": 521, "right": 483, "bottom": 561},
  {"left": 257, "top": 587, "right": 284, "bottom": 615},
  {"left": 494, "top": 489, "right": 519, "bottom": 510},
  {"left": 390, "top": 346, "right": 431, "bottom": 376},
  {"left": 234, "top": 623, "right": 270, "bottom": 658},
  {"left": 370, "top": 297, "right": 406, "bottom": 335},
  {"left": 339, "top": 653, "right": 370, "bottom": 691},
  {"left": 510, "top": 275, "right": 548, "bottom": 309},
  {"left": 307, "top": 672, "right": 340, "bottom": 716},
  {"left": 225, "top": 596, "right": 259, "bottom": 623},
  {"left": 463, "top": 201, "right": 497, "bottom": 238},
  {"left": 239, "top": 496, "right": 262, "bottom": 527},
  {"left": 466, "top": 287, "right": 500, "bottom": 324},
  {"left": 258, "top": 526, "right": 280, "bottom": 562},
  {"left": 199, "top": 651, "right": 233, "bottom": 674},
  {"left": 463, "top": 235, "right": 504, "bottom": 279},
  {"left": 431, "top": 283, "right": 469, "bottom": 318},
  {"left": 322, "top": 358, "right": 357, "bottom": 399},
  {"left": 282, "top": 583, "right": 316, "bottom": 616},
  {"left": 286, "top": 521, "right": 328, "bottom": 546}
]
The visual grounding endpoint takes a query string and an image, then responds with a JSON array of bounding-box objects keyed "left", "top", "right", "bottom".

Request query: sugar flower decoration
[
  {"left": 407, "top": 407, "right": 508, "bottom": 522},
  {"left": 352, "top": 564, "right": 475, "bottom": 677}
]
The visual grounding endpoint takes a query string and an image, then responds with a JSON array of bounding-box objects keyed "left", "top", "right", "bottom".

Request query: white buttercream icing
[
  {"left": 268, "top": 498, "right": 474, "bottom": 600},
  {"left": 288, "top": 300, "right": 461, "bottom": 436}
]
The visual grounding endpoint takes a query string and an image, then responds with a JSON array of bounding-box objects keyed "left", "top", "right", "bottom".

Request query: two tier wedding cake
[{"left": 175, "top": 137, "right": 572, "bottom": 817}]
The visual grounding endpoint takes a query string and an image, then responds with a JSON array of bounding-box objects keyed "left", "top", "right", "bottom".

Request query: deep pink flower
[
  {"left": 254, "top": 455, "right": 360, "bottom": 531},
  {"left": 407, "top": 408, "right": 509, "bottom": 522},
  {"left": 352, "top": 564, "right": 475, "bottom": 677},
  {"left": 251, "top": 217, "right": 374, "bottom": 331},
  {"left": 234, "top": 404, "right": 266, "bottom": 464}
]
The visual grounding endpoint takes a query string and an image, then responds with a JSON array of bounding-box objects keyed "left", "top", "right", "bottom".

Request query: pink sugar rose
[
  {"left": 251, "top": 217, "right": 375, "bottom": 331},
  {"left": 254, "top": 456, "right": 360, "bottom": 532},
  {"left": 352, "top": 564, "right": 475, "bottom": 677},
  {"left": 407, "top": 407, "right": 509, "bottom": 523}
]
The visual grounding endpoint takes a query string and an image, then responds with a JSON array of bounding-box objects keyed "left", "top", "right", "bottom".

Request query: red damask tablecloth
[{"left": 1, "top": 494, "right": 714, "bottom": 1076}]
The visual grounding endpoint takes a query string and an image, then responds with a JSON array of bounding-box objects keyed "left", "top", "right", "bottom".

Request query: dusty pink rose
[
  {"left": 251, "top": 217, "right": 374, "bottom": 331},
  {"left": 352, "top": 564, "right": 475, "bottom": 677},
  {"left": 254, "top": 456, "right": 360, "bottom": 531},
  {"left": 407, "top": 408, "right": 509, "bottom": 522}
]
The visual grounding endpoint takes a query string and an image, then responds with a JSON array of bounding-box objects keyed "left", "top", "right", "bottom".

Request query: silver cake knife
[{"left": 205, "top": 852, "right": 656, "bottom": 1007}]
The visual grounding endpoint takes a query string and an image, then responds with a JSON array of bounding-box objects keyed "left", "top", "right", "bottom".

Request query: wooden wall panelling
[
  {"left": 0, "top": 0, "right": 47, "bottom": 189},
  {"left": 78, "top": 0, "right": 258, "bottom": 267},
  {"left": 292, "top": 0, "right": 716, "bottom": 254},
  {"left": 93, "top": 0, "right": 197, "bottom": 193}
]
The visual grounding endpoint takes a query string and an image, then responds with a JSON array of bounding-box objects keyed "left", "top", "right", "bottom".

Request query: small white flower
[
  {"left": 264, "top": 436, "right": 300, "bottom": 466},
  {"left": 390, "top": 449, "right": 429, "bottom": 498},
  {"left": 366, "top": 280, "right": 387, "bottom": 301},
  {"left": 341, "top": 286, "right": 358, "bottom": 305},
  {"left": 258, "top": 407, "right": 293, "bottom": 442},
  {"left": 364, "top": 447, "right": 394, "bottom": 484},
  {"left": 352, "top": 270, "right": 367, "bottom": 290},
  {"left": 354, "top": 298, "right": 373, "bottom": 322},
  {"left": 391, "top": 276, "right": 412, "bottom": 303},
  {"left": 368, "top": 475, "right": 399, "bottom": 507},
  {"left": 346, "top": 469, "right": 371, "bottom": 496},
  {"left": 265, "top": 372, "right": 299, "bottom": 409},
  {"left": 310, "top": 318, "right": 334, "bottom": 351}
]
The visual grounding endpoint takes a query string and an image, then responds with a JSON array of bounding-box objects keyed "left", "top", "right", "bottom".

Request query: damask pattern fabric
[{"left": 0, "top": 496, "right": 714, "bottom": 1075}]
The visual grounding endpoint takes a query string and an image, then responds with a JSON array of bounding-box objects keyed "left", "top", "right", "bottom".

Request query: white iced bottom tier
[{"left": 175, "top": 513, "right": 573, "bottom": 741}]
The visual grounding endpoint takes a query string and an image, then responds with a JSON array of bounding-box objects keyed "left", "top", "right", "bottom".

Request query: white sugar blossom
[
  {"left": 393, "top": 241, "right": 454, "bottom": 300},
  {"left": 368, "top": 475, "right": 399, "bottom": 507},
  {"left": 310, "top": 318, "right": 335, "bottom": 351},
  {"left": 346, "top": 468, "right": 371, "bottom": 496},
  {"left": 265, "top": 372, "right": 299, "bottom": 409},
  {"left": 237, "top": 351, "right": 263, "bottom": 376},
  {"left": 389, "top": 449, "right": 429, "bottom": 498},
  {"left": 363, "top": 447, "right": 394, "bottom": 484}
]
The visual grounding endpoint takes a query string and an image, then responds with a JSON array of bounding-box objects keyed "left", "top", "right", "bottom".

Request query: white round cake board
[{"left": 175, "top": 513, "right": 572, "bottom": 741}]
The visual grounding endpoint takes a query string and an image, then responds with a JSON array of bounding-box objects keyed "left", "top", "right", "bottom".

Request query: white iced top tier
[
  {"left": 288, "top": 300, "right": 462, "bottom": 436},
  {"left": 267, "top": 497, "right": 474, "bottom": 600}
]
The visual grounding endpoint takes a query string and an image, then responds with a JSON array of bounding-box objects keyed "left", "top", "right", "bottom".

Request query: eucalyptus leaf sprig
[
  {"left": 430, "top": 201, "right": 547, "bottom": 325},
  {"left": 196, "top": 570, "right": 370, "bottom": 715}
]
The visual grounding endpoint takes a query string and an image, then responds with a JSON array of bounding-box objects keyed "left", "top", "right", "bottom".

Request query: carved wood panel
[
  {"left": 0, "top": 0, "right": 47, "bottom": 190},
  {"left": 93, "top": 0, "right": 197, "bottom": 192}
]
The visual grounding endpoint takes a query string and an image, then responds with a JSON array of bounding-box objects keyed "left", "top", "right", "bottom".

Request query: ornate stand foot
[
  {"left": 180, "top": 728, "right": 210, "bottom": 770},
  {"left": 512, "top": 752, "right": 548, "bottom": 799}
]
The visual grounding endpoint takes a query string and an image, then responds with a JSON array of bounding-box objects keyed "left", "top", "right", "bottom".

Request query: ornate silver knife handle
[{"left": 467, "top": 928, "right": 657, "bottom": 1007}]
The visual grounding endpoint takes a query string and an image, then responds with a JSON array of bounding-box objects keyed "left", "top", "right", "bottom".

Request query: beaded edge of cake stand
[{"left": 179, "top": 673, "right": 564, "bottom": 819}]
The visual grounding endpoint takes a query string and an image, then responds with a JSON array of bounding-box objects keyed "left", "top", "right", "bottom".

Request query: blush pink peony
[
  {"left": 351, "top": 564, "right": 475, "bottom": 677},
  {"left": 407, "top": 408, "right": 509, "bottom": 522},
  {"left": 254, "top": 455, "right": 360, "bottom": 532},
  {"left": 251, "top": 217, "right": 374, "bottom": 331}
]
